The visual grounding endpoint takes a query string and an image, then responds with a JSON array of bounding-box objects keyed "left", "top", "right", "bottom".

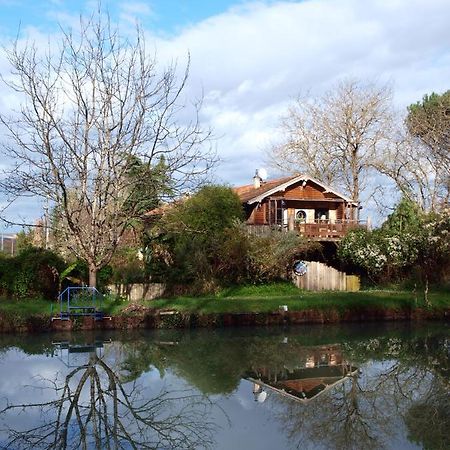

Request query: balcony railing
[{"left": 246, "top": 220, "right": 366, "bottom": 239}]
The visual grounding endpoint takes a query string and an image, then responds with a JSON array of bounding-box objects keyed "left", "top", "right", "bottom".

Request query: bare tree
[
  {"left": 0, "top": 11, "right": 215, "bottom": 287},
  {"left": 0, "top": 352, "right": 217, "bottom": 449},
  {"left": 376, "top": 130, "right": 448, "bottom": 211},
  {"left": 270, "top": 79, "right": 394, "bottom": 209}
]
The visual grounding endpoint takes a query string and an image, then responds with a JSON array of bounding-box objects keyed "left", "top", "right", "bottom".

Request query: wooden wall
[
  {"left": 282, "top": 184, "right": 339, "bottom": 200},
  {"left": 293, "top": 261, "right": 360, "bottom": 291},
  {"left": 247, "top": 203, "right": 266, "bottom": 224},
  {"left": 244, "top": 180, "right": 353, "bottom": 225}
]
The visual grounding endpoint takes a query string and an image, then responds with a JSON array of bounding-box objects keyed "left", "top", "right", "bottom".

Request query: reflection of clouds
[
  {"left": 0, "top": 342, "right": 220, "bottom": 449},
  {"left": 235, "top": 393, "right": 254, "bottom": 411},
  {"left": 0, "top": 351, "right": 63, "bottom": 396}
]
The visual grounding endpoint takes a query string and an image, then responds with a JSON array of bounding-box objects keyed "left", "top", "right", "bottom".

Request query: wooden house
[{"left": 234, "top": 173, "right": 366, "bottom": 240}]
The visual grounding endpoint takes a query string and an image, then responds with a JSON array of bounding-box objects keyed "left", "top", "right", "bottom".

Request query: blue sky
[
  {"left": 0, "top": 0, "right": 248, "bottom": 36},
  {"left": 0, "top": 0, "right": 449, "bottom": 229}
]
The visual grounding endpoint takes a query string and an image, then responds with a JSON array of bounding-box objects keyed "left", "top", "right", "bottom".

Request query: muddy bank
[{"left": 0, "top": 307, "right": 449, "bottom": 333}]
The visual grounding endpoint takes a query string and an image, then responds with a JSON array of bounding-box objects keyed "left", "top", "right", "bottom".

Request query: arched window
[{"left": 295, "top": 210, "right": 307, "bottom": 223}]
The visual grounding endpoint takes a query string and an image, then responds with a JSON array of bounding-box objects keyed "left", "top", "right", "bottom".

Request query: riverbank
[{"left": 0, "top": 285, "right": 449, "bottom": 333}]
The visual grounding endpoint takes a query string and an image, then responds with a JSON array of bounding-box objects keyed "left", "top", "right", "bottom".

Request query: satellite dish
[{"left": 257, "top": 168, "right": 268, "bottom": 180}]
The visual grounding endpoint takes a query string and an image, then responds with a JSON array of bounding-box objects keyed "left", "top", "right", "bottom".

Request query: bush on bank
[
  {"left": 0, "top": 247, "right": 65, "bottom": 299},
  {"left": 144, "top": 185, "right": 317, "bottom": 293}
]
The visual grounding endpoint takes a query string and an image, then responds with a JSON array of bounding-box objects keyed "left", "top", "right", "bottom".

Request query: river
[{"left": 0, "top": 322, "right": 448, "bottom": 449}]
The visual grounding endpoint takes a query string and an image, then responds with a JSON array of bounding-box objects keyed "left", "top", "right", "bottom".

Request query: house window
[
  {"left": 276, "top": 202, "right": 284, "bottom": 225},
  {"left": 315, "top": 209, "right": 329, "bottom": 222},
  {"left": 295, "top": 210, "right": 307, "bottom": 223},
  {"left": 267, "top": 199, "right": 284, "bottom": 225}
]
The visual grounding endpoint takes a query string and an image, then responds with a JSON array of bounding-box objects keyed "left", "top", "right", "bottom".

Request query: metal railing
[
  {"left": 55, "top": 286, "right": 104, "bottom": 320},
  {"left": 246, "top": 220, "right": 366, "bottom": 239}
]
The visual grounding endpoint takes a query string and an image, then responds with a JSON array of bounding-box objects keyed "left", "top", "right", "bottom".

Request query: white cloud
[
  {"left": 1, "top": 0, "right": 449, "bottom": 223},
  {"left": 145, "top": 0, "right": 450, "bottom": 212},
  {"left": 119, "top": 1, "right": 154, "bottom": 24}
]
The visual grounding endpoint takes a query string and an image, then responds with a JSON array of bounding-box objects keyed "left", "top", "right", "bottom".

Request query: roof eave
[{"left": 245, "top": 174, "right": 358, "bottom": 206}]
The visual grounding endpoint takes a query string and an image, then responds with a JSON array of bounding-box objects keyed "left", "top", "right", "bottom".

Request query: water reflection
[
  {"left": 0, "top": 336, "right": 218, "bottom": 449},
  {"left": 0, "top": 324, "right": 448, "bottom": 450},
  {"left": 245, "top": 344, "right": 358, "bottom": 403},
  {"left": 270, "top": 331, "right": 450, "bottom": 450}
]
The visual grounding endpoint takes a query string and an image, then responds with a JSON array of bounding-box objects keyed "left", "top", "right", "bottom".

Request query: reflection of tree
[
  {"left": 0, "top": 351, "right": 217, "bottom": 449},
  {"left": 272, "top": 333, "right": 450, "bottom": 450},
  {"left": 405, "top": 382, "right": 450, "bottom": 450},
  {"left": 274, "top": 374, "right": 392, "bottom": 450},
  {"left": 120, "top": 333, "right": 249, "bottom": 395}
]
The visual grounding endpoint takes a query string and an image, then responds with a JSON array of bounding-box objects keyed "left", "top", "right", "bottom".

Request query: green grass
[
  {"left": 1, "top": 283, "right": 449, "bottom": 318},
  {"left": 0, "top": 297, "right": 53, "bottom": 318},
  {"left": 142, "top": 282, "right": 450, "bottom": 314}
]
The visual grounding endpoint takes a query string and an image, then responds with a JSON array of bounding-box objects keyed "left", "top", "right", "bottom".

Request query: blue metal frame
[{"left": 56, "top": 286, "right": 104, "bottom": 320}]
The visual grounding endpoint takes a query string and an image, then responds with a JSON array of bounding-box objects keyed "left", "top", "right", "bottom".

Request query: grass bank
[
  {"left": 102, "top": 283, "right": 450, "bottom": 315},
  {"left": 1, "top": 283, "right": 449, "bottom": 320}
]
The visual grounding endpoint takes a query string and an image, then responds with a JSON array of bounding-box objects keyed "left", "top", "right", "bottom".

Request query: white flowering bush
[
  {"left": 339, "top": 201, "right": 450, "bottom": 282},
  {"left": 339, "top": 229, "right": 387, "bottom": 274}
]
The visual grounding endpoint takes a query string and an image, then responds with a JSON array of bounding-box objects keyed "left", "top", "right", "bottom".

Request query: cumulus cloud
[
  {"left": 119, "top": 1, "right": 154, "bottom": 24},
  {"left": 0, "top": 0, "right": 449, "bottom": 224},
  {"left": 147, "top": 0, "right": 450, "bottom": 188}
]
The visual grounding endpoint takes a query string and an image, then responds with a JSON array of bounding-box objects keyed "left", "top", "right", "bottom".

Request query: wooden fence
[{"left": 293, "top": 261, "right": 360, "bottom": 292}]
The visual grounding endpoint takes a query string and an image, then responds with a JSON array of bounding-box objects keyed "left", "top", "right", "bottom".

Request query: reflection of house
[
  {"left": 234, "top": 173, "right": 367, "bottom": 241},
  {"left": 245, "top": 345, "right": 358, "bottom": 403}
]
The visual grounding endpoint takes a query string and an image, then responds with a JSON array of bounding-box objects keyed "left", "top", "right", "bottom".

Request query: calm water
[{"left": 0, "top": 323, "right": 448, "bottom": 450}]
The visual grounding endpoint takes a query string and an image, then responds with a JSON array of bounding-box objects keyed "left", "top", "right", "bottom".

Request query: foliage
[
  {"left": 224, "top": 224, "right": 314, "bottom": 283},
  {"left": 405, "top": 90, "right": 450, "bottom": 209},
  {"left": 123, "top": 155, "right": 173, "bottom": 217},
  {"left": 146, "top": 185, "right": 245, "bottom": 291},
  {"left": 339, "top": 199, "right": 450, "bottom": 292},
  {"left": 146, "top": 185, "right": 313, "bottom": 292},
  {"left": 166, "top": 185, "right": 244, "bottom": 233},
  {"left": 0, "top": 247, "right": 65, "bottom": 299},
  {"left": 0, "top": 11, "right": 214, "bottom": 288},
  {"left": 109, "top": 245, "right": 145, "bottom": 285},
  {"left": 338, "top": 228, "right": 388, "bottom": 274},
  {"left": 14, "top": 229, "right": 34, "bottom": 254},
  {"left": 381, "top": 197, "right": 424, "bottom": 234},
  {"left": 407, "top": 90, "right": 450, "bottom": 159}
]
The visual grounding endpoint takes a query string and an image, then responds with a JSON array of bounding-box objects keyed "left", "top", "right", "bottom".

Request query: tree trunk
[
  {"left": 89, "top": 266, "right": 97, "bottom": 289},
  {"left": 424, "top": 275, "right": 430, "bottom": 307}
]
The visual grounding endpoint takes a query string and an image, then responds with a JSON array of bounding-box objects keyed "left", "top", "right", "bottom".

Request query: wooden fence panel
[{"left": 293, "top": 261, "right": 359, "bottom": 292}]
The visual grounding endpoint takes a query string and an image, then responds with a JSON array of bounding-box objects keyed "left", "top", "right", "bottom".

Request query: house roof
[{"left": 233, "top": 174, "right": 357, "bottom": 205}]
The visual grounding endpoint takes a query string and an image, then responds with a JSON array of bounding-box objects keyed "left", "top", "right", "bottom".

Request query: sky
[{"left": 0, "top": 0, "right": 449, "bottom": 229}]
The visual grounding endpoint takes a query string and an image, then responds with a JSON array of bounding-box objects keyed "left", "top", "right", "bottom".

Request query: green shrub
[{"left": 0, "top": 247, "right": 65, "bottom": 299}]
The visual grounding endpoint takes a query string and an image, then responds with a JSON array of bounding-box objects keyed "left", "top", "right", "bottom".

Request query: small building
[{"left": 234, "top": 172, "right": 367, "bottom": 241}]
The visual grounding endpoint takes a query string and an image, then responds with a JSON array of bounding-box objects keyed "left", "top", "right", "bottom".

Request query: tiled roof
[{"left": 233, "top": 175, "right": 298, "bottom": 203}]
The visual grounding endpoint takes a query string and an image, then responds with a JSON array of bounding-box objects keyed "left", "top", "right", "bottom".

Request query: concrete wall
[{"left": 108, "top": 283, "right": 165, "bottom": 301}]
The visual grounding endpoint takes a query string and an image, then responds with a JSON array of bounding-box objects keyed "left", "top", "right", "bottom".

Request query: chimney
[{"left": 253, "top": 170, "right": 262, "bottom": 189}]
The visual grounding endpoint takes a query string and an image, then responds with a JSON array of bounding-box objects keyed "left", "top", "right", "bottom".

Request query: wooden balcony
[{"left": 246, "top": 220, "right": 366, "bottom": 241}]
